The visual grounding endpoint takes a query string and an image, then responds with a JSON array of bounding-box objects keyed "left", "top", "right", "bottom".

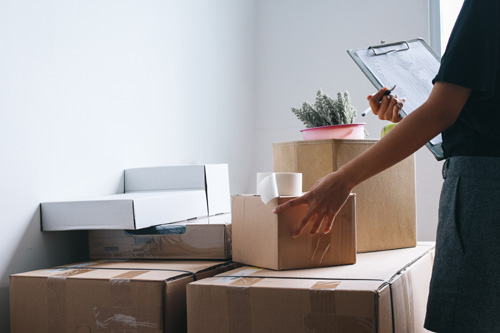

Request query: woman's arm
[{"left": 273, "top": 81, "right": 471, "bottom": 238}]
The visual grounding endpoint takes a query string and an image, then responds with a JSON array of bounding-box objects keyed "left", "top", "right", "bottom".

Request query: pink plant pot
[{"left": 300, "top": 123, "right": 366, "bottom": 140}]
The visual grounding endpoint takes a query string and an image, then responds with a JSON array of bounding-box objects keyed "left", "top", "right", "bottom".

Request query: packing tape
[
  {"left": 305, "top": 287, "right": 376, "bottom": 331},
  {"left": 48, "top": 275, "right": 68, "bottom": 331},
  {"left": 94, "top": 270, "right": 160, "bottom": 330},
  {"left": 227, "top": 284, "right": 253, "bottom": 332},
  {"left": 47, "top": 269, "right": 90, "bottom": 331},
  {"left": 256, "top": 172, "right": 302, "bottom": 204}
]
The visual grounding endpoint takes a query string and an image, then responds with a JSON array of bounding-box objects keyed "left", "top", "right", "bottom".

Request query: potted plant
[{"left": 292, "top": 89, "right": 366, "bottom": 140}]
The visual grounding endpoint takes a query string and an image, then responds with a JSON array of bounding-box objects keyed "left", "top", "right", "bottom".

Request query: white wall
[
  {"left": 0, "top": 0, "right": 256, "bottom": 329},
  {"left": 1, "top": 0, "right": 444, "bottom": 330},
  {"left": 254, "top": 0, "right": 443, "bottom": 242}
]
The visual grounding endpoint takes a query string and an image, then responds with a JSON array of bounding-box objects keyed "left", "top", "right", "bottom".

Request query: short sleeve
[{"left": 433, "top": 0, "right": 500, "bottom": 98}]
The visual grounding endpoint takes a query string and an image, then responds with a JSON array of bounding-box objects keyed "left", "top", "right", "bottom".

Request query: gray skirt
[{"left": 424, "top": 156, "right": 500, "bottom": 333}]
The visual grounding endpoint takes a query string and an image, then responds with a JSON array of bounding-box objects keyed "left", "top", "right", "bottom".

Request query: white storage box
[{"left": 41, "top": 164, "right": 231, "bottom": 231}]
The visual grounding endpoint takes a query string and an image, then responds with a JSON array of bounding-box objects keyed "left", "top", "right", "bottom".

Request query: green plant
[{"left": 292, "top": 90, "right": 357, "bottom": 128}]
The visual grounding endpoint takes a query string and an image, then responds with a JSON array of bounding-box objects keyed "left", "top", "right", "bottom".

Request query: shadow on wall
[{"left": 2, "top": 206, "right": 89, "bottom": 331}]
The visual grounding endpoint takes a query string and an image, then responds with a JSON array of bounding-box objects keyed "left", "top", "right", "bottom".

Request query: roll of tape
[{"left": 256, "top": 172, "right": 302, "bottom": 204}]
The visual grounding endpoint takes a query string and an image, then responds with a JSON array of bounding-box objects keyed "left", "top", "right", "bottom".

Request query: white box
[
  {"left": 124, "top": 164, "right": 231, "bottom": 215},
  {"left": 41, "top": 164, "right": 231, "bottom": 231},
  {"left": 41, "top": 190, "right": 208, "bottom": 231}
]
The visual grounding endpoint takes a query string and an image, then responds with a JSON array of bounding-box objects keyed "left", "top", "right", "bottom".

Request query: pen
[{"left": 362, "top": 85, "right": 397, "bottom": 117}]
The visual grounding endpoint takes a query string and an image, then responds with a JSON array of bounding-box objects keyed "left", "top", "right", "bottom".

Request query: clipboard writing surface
[{"left": 347, "top": 38, "right": 444, "bottom": 160}]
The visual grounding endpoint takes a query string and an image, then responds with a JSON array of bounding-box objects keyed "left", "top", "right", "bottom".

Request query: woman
[{"left": 273, "top": 1, "right": 500, "bottom": 331}]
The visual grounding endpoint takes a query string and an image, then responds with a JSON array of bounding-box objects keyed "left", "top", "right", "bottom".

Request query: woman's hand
[
  {"left": 272, "top": 170, "right": 353, "bottom": 238},
  {"left": 367, "top": 87, "right": 405, "bottom": 123}
]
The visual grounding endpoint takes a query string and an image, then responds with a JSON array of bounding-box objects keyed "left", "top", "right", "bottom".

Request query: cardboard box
[
  {"left": 10, "top": 260, "right": 238, "bottom": 333},
  {"left": 273, "top": 139, "right": 416, "bottom": 253},
  {"left": 231, "top": 193, "right": 356, "bottom": 270},
  {"left": 187, "top": 242, "right": 435, "bottom": 333},
  {"left": 88, "top": 213, "right": 232, "bottom": 260},
  {"left": 41, "top": 164, "right": 231, "bottom": 231}
]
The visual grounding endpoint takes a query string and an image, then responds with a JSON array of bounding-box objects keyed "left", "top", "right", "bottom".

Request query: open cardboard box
[
  {"left": 89, "top": 213, "right": 232, "bottom": 260},
  {"left": 10, "top": 260, "right": 238, "bottom": 332},
  {"left": 231, "top": 193, "right": 356, "bottom": 270},
  {"left": 41, "top": 164, "right": 231, "bottom": 231},
  {"left": 187, "top": 242, "right": 435, "bottom": 333}
]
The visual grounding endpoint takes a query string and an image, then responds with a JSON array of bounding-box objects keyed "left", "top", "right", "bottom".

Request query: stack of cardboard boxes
[
  {"left": 186, "top": 139, "right": 434, "bottom": 333},
  {"left": 10, "top": 164, "right": 237, "bottom": 332},
  {"left": 10, "top": 140, "right": 434, "bottom": 332}
]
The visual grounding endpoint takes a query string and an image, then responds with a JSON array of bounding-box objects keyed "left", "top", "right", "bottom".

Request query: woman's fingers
[
  {"left": 380, "top": 96, "right": 397, "bottom": 121},
  {"left": 310, "top": 214, "right": 328, "bottom": 236},
  {"left": 367, "top": 88, "right": 406, "bottom": 123},
  {"left": 323, "top": 214, "right": 337, "bottom": 234},
  {"left": 272, "top": 195, "right": 307, "bottom": 214},
  {"left": 368, "top": 87, "right": 388, "bottom": 106},
  {"left": 392, "top": 101, "right": 404, "bottom": 123},
  {"left": 293, "top": 210, "right": 317, "bottom": 238}
]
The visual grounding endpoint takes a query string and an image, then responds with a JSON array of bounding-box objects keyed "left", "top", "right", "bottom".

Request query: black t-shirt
[{"left": 433, "top": 0, "right": 500, "bottom": 157}]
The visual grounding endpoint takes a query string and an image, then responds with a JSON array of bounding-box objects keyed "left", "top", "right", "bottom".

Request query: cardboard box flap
[
  {"left": 131, "top": 190, "right": 208, "bottom": 229},
  {"left": 125, "top": 165, "right": 207, "bottom": 192},
  {"left": 194, "top": 275, "right": 385, "bottom": 292},
  {"left": 219, "top": 243, "right": 434, "bottom": 281},
  {"left": 12, "top": 267, "right": 186, "bottom": 281},
  {"left": 57, "top": 260, "right": 232, "bottom": 275},
  {"left": 109, "top": 213, "right": 231, "bottom": 236},
  {"left": 180, "top": 213, "right": 231, "bottom": 225},
  {"left": 204, "top": 164, "right": 231, "bottom": 215}
]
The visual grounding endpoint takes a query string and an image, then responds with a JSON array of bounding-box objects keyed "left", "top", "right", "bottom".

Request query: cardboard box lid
[
  {"left": 41, "top": 190, "right": 208, "bottom": 231},
  {"left": 56, "top": 260, "right": 232, "bottom": 275},
  {"left": 124, "top": 164, "right": 231, "bottom": 215},
  {"left": 218, "top": 242, "right": 434, "bottom": 282}
]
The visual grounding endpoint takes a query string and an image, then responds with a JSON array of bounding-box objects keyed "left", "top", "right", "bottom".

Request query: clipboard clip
[{"left": 368, "top": 40, "right": 410, "bottom": 56}]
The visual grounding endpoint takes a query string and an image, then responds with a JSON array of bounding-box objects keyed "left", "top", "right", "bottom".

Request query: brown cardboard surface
[
  {"left": 232, "top": 194, "right": 356, "bottom": 270},
  {"left": 187, "top": 242, "right": 435, "bottom": 333},
  {"left": 273, "top": 139, "right": 416, "bottom": 253},
  {"left": 10, "top": 261, "right": 237, "bottom": 333},
  {"left": 88, "top": 214, "right": 232, "bottom": 260}
]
